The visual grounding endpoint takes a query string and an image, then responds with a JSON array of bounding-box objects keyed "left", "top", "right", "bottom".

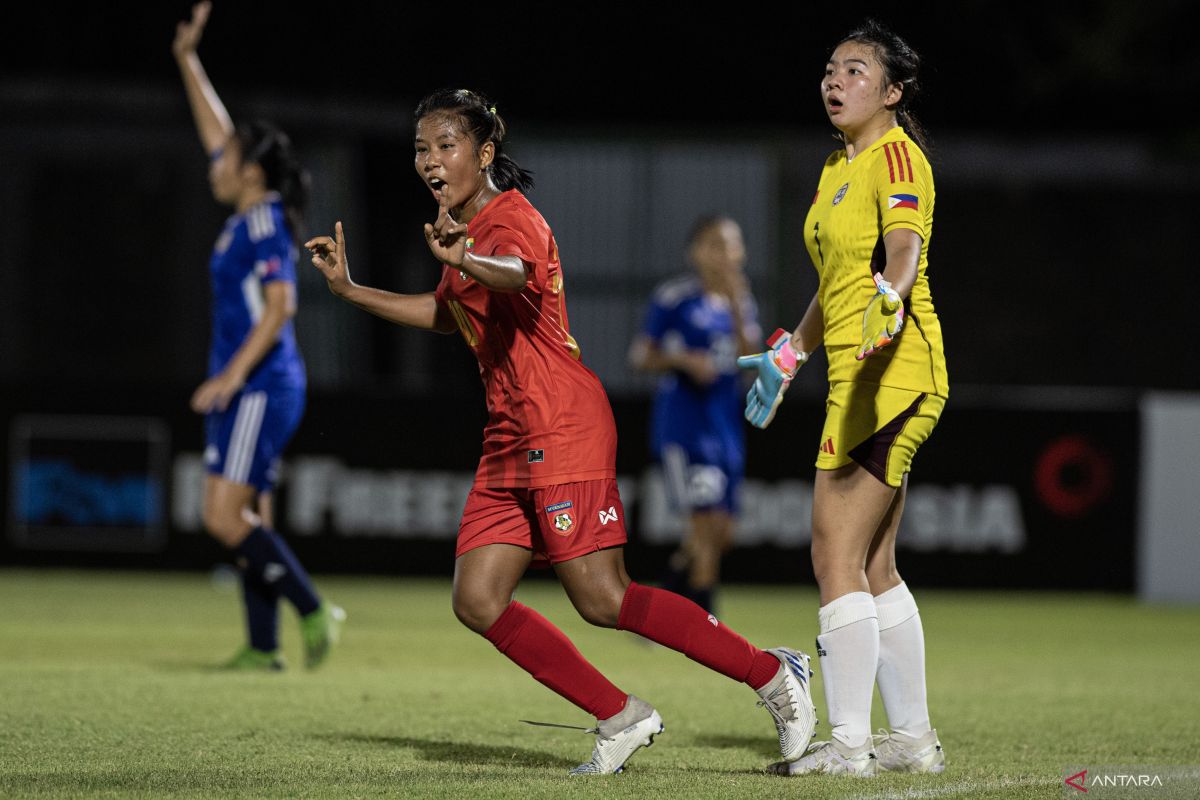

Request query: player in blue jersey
[
  {"left": 629, "top": 216, "right": 760, "bottom": 613},
  {"left": 174, "top": 2, "right": 342, "bottom": 671}
]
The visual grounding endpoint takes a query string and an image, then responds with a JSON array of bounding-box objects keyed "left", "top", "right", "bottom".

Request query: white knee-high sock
[
  {"left": 875, "top": 582, "right": 931, "bottom": 738},
  {"left": 816, "top": 591, "right": 879, "bottom": 749}
]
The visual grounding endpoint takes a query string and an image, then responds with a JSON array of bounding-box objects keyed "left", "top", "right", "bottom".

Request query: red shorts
[{"left": 456, "top": 479, "right": 628, "bottom": 565}]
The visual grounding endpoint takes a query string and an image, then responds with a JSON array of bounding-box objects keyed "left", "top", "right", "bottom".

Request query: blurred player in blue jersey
[
  {"left": 174, "top": 2, "right": 342, "bottom": 671},
  {"left": 629, "top": 216, "right": 760, "bottom": 614}
]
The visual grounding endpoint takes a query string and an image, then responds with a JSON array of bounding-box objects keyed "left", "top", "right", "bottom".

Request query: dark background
[
  {"left": 2, "top": 0, "right": 1194, "bottom": 393},
  {"left": 6, "top": 0, "right": 1193, "bottom": 134}
]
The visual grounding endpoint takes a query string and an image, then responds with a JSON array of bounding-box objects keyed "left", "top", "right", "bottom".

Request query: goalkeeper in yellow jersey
[{"left": 739, "top": 19, "right": 948, "bottom": 778}]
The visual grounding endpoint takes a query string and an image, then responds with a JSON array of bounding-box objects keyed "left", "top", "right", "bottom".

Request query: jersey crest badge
[{"left": 832, "top": 183, "right": 850, "bottom": 205}]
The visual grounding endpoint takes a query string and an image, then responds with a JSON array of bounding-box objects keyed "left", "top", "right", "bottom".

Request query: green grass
[{"left": 1, "top": 569, "right": 1198, "bottom": 799}]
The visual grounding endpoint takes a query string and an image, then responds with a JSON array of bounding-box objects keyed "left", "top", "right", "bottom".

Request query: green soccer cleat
[
  {"left": 300, "top": 602, "right": 345, "bottom": 669},
  {"left": 221, "top": 646, "right": 286, "bottom": 672}
]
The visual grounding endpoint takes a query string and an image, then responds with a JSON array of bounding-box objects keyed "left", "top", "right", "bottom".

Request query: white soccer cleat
[
  {"left": 767, "top": 737, "right": 878, "bottom": 777},
  {"left": 755, "top": 647, "right": 818, "bottom": 762},
  {"left": 569, "top": 695, "right": 664, "bottom": 776},
  {"left": 873, "top": 728, "right": 945, "bottom": 773}
]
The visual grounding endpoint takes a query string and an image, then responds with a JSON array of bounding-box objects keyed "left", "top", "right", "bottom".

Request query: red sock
[
  {"left": 618, "top": 582, "right": 781, "bottom": 689},
  {"left": 484, "top": 601, "right": 628, "bottom": 720}
]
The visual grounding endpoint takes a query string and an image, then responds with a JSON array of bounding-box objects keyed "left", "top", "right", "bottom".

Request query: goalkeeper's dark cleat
[
  {"left": 221, "top": 646, "right": 286, "bottom": 672},
  {"left": 300, "top": 602, "right": 345, "bottom": 669}
]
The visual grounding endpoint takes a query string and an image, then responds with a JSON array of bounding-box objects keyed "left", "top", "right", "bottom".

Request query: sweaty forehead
[
  {"left": 830, "top": 40, "right": 880, "bottom": 68},
  {"left": 415, "top": 113, "right": 465, "bottom": 141}
]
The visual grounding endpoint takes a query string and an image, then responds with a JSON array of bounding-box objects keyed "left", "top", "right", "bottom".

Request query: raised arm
[
  {"left": 173, "top": 2, "right": 233, "bottom": 156},
  {"left": 307, "top": 222, "right": 456, "bottom": 333}
]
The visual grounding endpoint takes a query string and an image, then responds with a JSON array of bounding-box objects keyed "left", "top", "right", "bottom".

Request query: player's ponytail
[
  {"left": 837, "top": 20, "right": 932, "bottom": 155},
  {"left": 236, "top": 120, "right": 311, "bottom": 248},
  {"left": 414, "top": 88, "right": 534, "bottom": 193}
]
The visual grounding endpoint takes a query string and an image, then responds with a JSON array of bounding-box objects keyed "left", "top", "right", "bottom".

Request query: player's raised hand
[
  {"left": 856, "top": 273, "right": 905, "bottom": 360},
  {"left": 306, "top": 221, "right": 354, "bottom": 296},
  {"left": 423, "top": 197, "right": 470, "bottom": 268},
  {"left": 173, "top": 2, "right": 212, "bottom": 58},
  {"left": 736, "top": 328, "right": 806, "bottom": 428}
]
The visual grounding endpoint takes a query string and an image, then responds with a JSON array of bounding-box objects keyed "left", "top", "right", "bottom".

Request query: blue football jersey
[
  {"left": 208, "top": 193, "right": 305, "bottom": 392},
  {"left": 642, "top": 275, "right": 758, "bottom": 470}
]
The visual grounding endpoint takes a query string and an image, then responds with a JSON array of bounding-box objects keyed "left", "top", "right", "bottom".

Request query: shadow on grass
[
  {"left": 322, "top": 733, "right": 771, "bottom": 777},
  {"left": 322, "top": 733, "right": 578, "bottom": 769},
  {"left": 689, "top": 732, "right": 777, "bottom": 757},
  {"left": 144, "top": 662, "right": 284, "bottom": 676}
]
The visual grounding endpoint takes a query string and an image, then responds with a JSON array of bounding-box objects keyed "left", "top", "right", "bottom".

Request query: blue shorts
[
  {"left": 658, "top": 442, "right": 741, "bottom": 514},
  {"left": 204, "top": 387, "right": 304, "bottom": 492}
]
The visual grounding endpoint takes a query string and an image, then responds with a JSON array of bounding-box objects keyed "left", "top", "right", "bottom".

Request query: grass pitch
[{"left": 1, "top": 569, "right": 1198, "bottom": 799}]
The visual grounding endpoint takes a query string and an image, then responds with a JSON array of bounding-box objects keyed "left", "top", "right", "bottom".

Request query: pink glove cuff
[{"left": 766, "top": 328, "right": 800, "bottom": 377}]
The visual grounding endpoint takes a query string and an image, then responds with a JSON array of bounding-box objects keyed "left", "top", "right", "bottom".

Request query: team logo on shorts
[
  {"left": 546, "top": 501, "right": 574, "bottom": 535},
  {"left": 832, "top": 182, "right": 850, "bottom": 205}
]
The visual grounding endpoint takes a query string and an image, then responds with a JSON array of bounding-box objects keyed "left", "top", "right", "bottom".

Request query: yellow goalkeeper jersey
[{"left": 803, "top": 126, "right": 948, "bottom": 397}]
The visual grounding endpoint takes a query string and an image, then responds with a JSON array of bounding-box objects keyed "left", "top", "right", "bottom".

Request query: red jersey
[{"left": 434, "top": 190, "right": 618, "bottom": 488}]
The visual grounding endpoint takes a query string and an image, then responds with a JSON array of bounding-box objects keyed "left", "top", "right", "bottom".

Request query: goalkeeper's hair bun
[
  {"left": 836, "top": 20, "right": 931, "bottom": 155},
  {"left": 414, "top": 88, "right": 534, "bottom": 193}
]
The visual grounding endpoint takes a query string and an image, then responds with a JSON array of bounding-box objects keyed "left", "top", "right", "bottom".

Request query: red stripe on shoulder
[
  {"left": 892, "top": 143, "right": 908, "bottom": 182},
  {"left": 900, "top": 142, "right": 915, "bottom": 182},
  {"left": 884, "top": 144, "right": 896, "bottom": 183}
]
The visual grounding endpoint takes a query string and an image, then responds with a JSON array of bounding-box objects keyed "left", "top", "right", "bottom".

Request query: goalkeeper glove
[
  {"left": 856, "top": 273, "right": 904, "bottom": 361},
  {"left": 736, "top": 328, "right": 807, "bottom": 429}
]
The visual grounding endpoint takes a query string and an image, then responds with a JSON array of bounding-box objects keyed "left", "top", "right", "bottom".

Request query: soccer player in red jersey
[{"left": 307, "top": 88, "right": 815, "bottom": 775}]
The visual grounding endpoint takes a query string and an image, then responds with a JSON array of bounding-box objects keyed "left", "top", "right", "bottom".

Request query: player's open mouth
[
  {"left": 429, "top": 178, "right": 446, "bottom": 191},
  {"left": 828, "top": 97, "right": 844, "bottom": 110}
]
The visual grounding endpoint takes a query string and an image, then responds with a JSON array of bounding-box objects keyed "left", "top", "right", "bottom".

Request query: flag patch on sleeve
[{"left": 887, "top": 193, "right": 919, "bottom": 211}]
